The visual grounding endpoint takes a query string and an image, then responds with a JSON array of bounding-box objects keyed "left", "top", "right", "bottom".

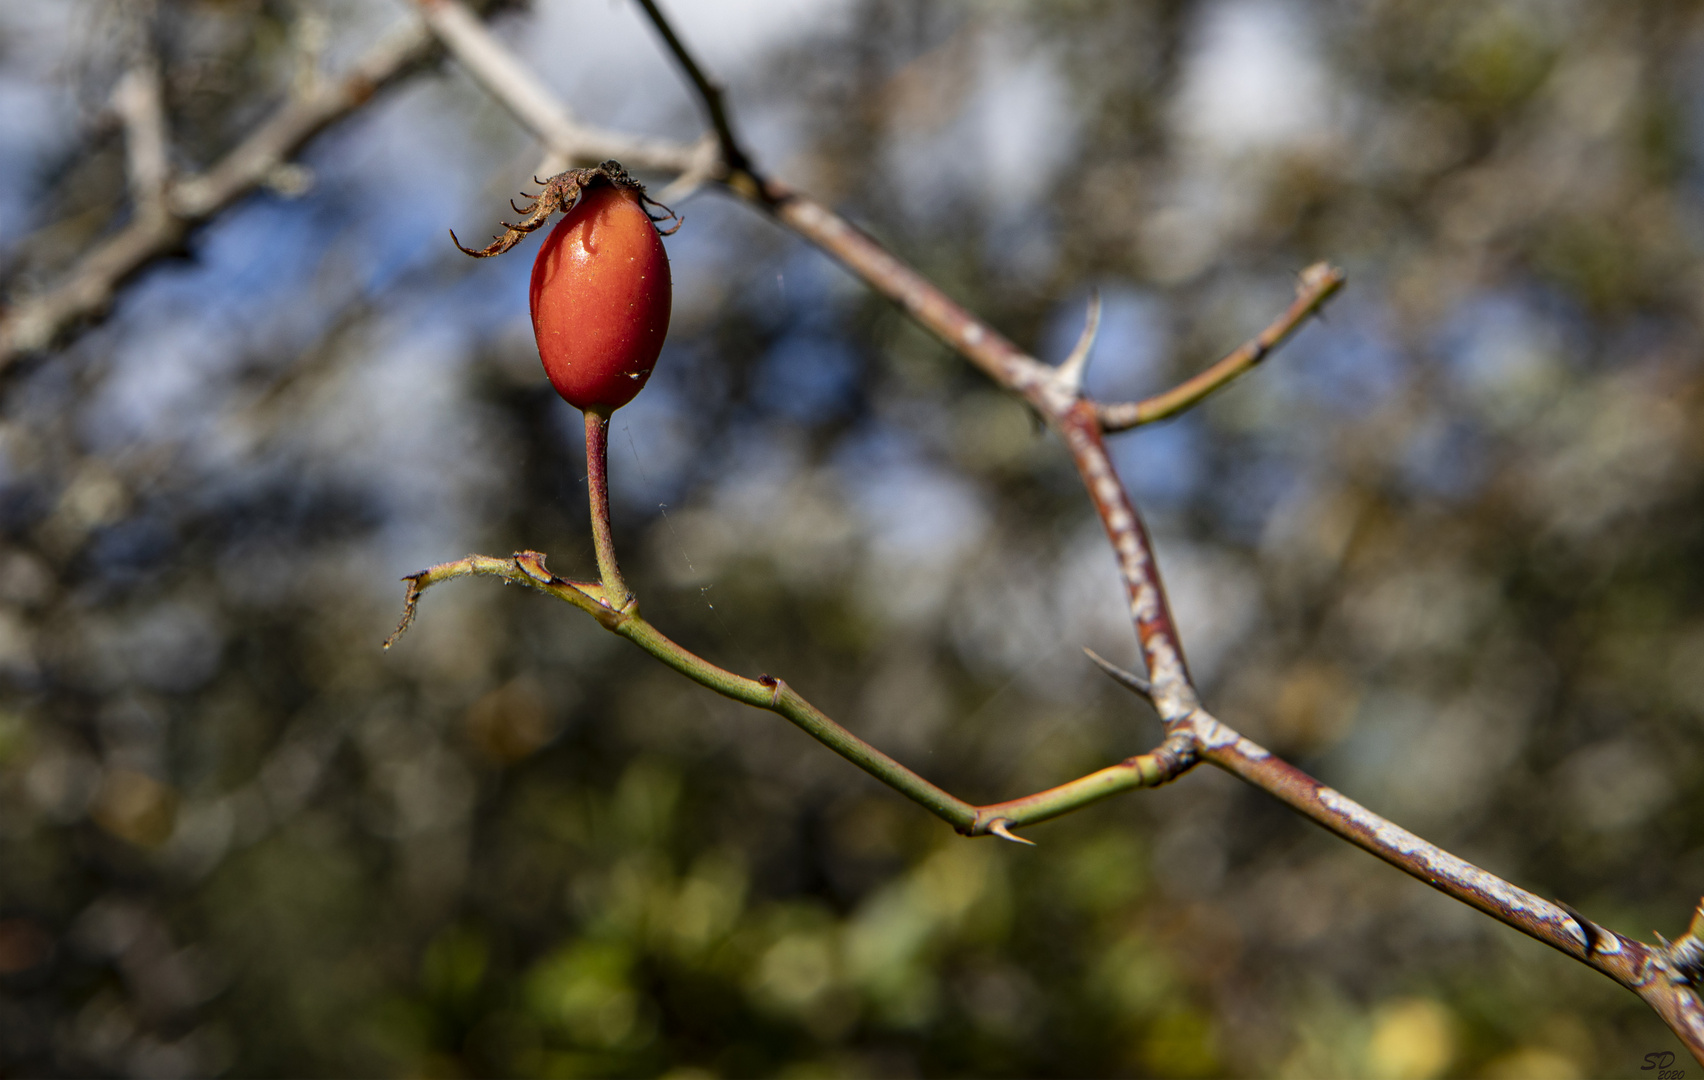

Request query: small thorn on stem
[
  {"left": 1558, "top": 901, "right": 1603, "bottom": 956},
  {"left": 1054, "top": 290, "right": 1101, "bottom": 397},
  {"left": 987, "top": 819, "right": 1036, "bottom": 846},
  {"left": 1657, "top": 905, "right": 1704, "bottom": 985},
  {"left": 1084, "top": 647, "right": 1153, "bottom": 702}
]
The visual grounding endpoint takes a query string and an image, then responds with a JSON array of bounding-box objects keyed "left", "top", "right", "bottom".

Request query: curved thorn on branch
[
  {"left": 1558, "top": 901, "right": 1606, "bottom": 957},
  {"left": 987, "top": 819, "right": 1036, "bottom": 846}
]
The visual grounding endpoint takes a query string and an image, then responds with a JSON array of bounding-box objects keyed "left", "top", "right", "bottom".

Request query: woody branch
[{"left": 397, "top": 0, "right": 1704, "bottom": 1057}]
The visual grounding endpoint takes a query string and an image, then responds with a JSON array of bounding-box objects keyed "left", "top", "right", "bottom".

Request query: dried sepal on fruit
[{"left": 450, "top": 159, "right": 680, "bottom": 260}]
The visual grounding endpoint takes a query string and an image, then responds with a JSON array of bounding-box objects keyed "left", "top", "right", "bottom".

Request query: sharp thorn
[
  {"left": 987, "top": 819, "right": 1036, "bottom": 846},
  {"left": 1557, "top": 900, "right": 1602, "bottom": 956},
  {"left": 1084, "top": 647, "right": 1153, "bottom": 701},
  {"left": 1054, "top": 289, "right": 1102, "bottom": 396}
]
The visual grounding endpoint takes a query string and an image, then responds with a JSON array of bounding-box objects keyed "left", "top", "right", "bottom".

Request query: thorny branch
[
  {"left": 390, "top": 0, "right": 1704, "bottom": 1057},
  {"left": 5, "top": 0, "right": 1695, "bottom": 1061},
  {"left": 384, "top": 550, "right": 1197, "bottom": 836}
]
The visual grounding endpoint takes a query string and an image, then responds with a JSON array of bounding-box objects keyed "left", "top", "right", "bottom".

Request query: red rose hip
[
  {"left": 450, "top": 160, "right": 678, "bottom": 608},
  {"left": 529, "top": 182, "right": 672, "bottom": 413}
]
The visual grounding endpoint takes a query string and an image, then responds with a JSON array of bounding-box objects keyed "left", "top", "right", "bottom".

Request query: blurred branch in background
[
  {"left": 108, "top": 58, "right": 170, "bottom": 217},
  {"left": 413, "top": 0, "right": 706, "bottom": 179},
  {"left": 0, "top": 17, "right": 439, "bottom": 366}
]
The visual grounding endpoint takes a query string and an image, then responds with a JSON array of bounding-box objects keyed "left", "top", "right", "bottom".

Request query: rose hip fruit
[
  {"left": 529, "top": 182, "right": 672, "bottom": 413},
  {"left": 449, "top": 161, "right": 678, "bottom": 607}
]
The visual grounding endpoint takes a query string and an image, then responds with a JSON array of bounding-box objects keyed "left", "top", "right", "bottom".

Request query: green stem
[
  {"left": 584, "top": 408, "right": 630, "bottom": 608},
  {"left": 973, "top": 736, "right": 1195, "bottom": 831},
  {"left": 615, "top": 615, "right": 977, "bottom": 829},
  {"left": 387, "top": 552, "right": 1198, "bottom": 841}
]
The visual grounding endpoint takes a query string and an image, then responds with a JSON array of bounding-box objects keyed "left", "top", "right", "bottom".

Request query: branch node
[
  {"left": 654, "top": 133, "right": 723, "bottom": 206},
  {"left": 264, "top": 162, "right": 315, "bottom": 198},
  {"left": 632, "top": 0, "right": 752, "bottom": 178},
  {"left": 1296, "top": 260, "right": 1341, "bottom": 297},
  {"left": 513, "top": 549, "right": 557, "bottom": 585}
]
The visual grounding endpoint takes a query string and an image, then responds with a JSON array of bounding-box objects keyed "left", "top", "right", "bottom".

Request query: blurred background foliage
[{"left": 1, "top": 0, "right": 1702, "bottom": 1075}]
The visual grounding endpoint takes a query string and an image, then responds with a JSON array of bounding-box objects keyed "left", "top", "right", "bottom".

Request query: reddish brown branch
[
  {"left": 629, "top": 0, "right": 752, "bottom": 178},
  {"left": 1201, "top": 719, "right": 1704, "bottom": 1057},
  {"left": 1055, "top": 400, "right": 1195, "bottom": 714},
  {"left": 755, "top": 181, "right": 1058, "bottom": 404}
]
